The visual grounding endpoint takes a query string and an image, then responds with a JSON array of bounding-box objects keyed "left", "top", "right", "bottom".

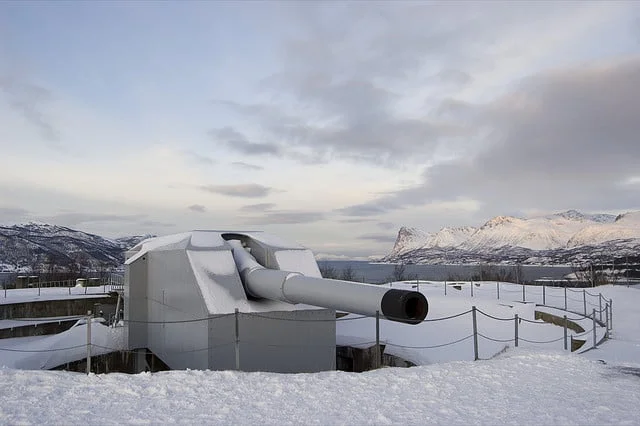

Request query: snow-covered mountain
[
  {"left": 567, "top": 212, "right": 640, "bottom": 247},
  {"left": 389, "top": 227, "right": 434, "bottom": 257},
  {"left": 0, "top": 222, "right": 154, "bottom": 272},
  {"left": 383, "top": 210, "right": 640, "bottom": 265},
  {"left": 544, "top": 209, "right": 616, "bottom": 224},
  {"left": 388, "top": 226, "right": 476, "bottom": 257}
]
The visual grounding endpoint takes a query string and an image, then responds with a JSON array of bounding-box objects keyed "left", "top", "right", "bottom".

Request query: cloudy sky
[{"left": 1, "top": 1, "right": 639, "bottom": 258}]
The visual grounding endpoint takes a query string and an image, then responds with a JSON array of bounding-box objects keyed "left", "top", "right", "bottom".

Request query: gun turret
[{"left": 227, "top": 239, "right": 428, "bottom": 324}]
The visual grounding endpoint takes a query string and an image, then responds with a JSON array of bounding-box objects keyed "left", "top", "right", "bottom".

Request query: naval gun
[{"left": 227, "top": 239, "right": 428, "bottom": 324}]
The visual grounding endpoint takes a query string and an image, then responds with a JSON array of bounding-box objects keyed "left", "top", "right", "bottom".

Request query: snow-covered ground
[
  {"left": 0, "top": 282, "right": 639, "bottom": 424},
  {"left": 0, "top": 319, "right": 124, "bottom": 370},
  {"left": 337, "top": 281, "right": 614, "bottom": 365},
  {"left": 0, "top": 285, "right": 118, "bottom": 305},
  {"left": 0, "top": 349, "right": 639, "bottom": 425}
]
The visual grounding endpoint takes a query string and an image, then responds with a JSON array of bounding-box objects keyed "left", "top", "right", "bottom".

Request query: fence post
[
  {"left": 496, "top": 282, "right": 500, "bottom": 300},
  {"left": 598, "top": 295, "right": 602, "bottom": 322},
  {"left": 583, "top": 290, "right": 587, "bottom": 316},
  {"left": 472, "top": 306, "right": 479, "bottom": 361},
  {"left": 375, "top": 310, "right": 380, "bottom": 369},
  {"left": 4, "top": 284, "right": 6, "bottom": 298},
  {"left": 610, "top": 299, "right": 613, "bottom": 330},
  {"left": 564, "top": 285, "right": 567, "bottom": 310},
  {"left": 605, "top": 304, "right": 610, "bottom": 339},
  {"left": 591, "top": 308, "right": 597, "bottom": 349},
  {"left": 542, "top": 285, "right": 546, "bottom": 306},
  {"left": 522, "top": 284, "right": 525, "bottom": 302},
  {"left": 563, "top": 315, "right": 568, "bottom": 351},
  {"left": 86, "top": 310, "right": 92, "bottom": 375},
  {"left": 444, "top": 281, "right": 447, "bottom": 296},
  {"left": 514, "top": 314, "right": 519, "bottom": 348},
  {"left": 471, "top": 281, "right": 474, "bottom": 297},
  {"left": 38, "top": 280, "right": 41, "bottom": 297},
  {"left": 570, "top": 335, "right": 574, "bottom": 352},
  {"left": 234, "top": 308, "right": 240, "bottom": 371}
]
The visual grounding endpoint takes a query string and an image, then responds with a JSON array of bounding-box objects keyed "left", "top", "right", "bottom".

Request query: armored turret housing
[{"left": 124, "top": 231, "right": 428, "bottom": 373}]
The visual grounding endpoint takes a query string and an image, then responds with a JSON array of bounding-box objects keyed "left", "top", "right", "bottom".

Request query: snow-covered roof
[
  {"left": 124, "top": 230, "right": 320, "bottom": 314},
  {"left": 125, "top": 230, "right": 306, "bottom": 265}
]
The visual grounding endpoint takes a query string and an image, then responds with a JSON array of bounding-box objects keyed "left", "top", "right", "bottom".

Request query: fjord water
[
  {"left": 0, "top": 263, "right": 571, "bottom": 286},
  {"left": 318, "top": 261, "right": 572, "bottom": 283}
]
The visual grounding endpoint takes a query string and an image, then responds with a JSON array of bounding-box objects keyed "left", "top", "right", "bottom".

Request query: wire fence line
[
  {"left": 477, "top": 333, "right": 515, "bottom": 343},
  {"left": 476, "top": 309, "right": 513, "bottom": 322},
  {"left": 0, "top": 280, "right": 613, "bottom": 373},
  {"left": 519, "top": 335, "right": 566, "bottom": 345},
  {"left": 385, "top": 334, "right": 474, "bottom": 349},
  {"left": 1, "top": 283, "right": 123, "bottom": 299},
  {"left": 0, "top": 302, "right": 608, "bottom": 374},
  {"left": 0, "top": 344, "right": 87, "bottom": 353},
  {"left": 437, "top": 280, "right": 613, "bottom": 321}
]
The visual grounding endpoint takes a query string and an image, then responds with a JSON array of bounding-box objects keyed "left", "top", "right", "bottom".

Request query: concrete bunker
[{"left": 124, "top": 231, "right": 428, "bottom": 373}]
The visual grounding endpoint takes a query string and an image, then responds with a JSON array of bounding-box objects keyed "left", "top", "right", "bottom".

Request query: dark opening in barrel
[{"left": 381, "top": 289, "right": 429, "bottom": 324}]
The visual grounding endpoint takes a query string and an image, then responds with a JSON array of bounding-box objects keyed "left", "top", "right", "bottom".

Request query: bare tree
[
  {"left": 390, "top": 264, "right": 407, "bottom": 282},
  {"left": 319, "top": 262, "right": 339, "bottom": 279},
  {"left": 340, "top": 265, "right": 356, "bottom": 281}
]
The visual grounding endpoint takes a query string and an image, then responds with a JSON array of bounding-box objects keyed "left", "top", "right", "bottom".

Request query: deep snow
[
  {"left": 1, "top": 282, "right": 639, "bottom": 424},
  {"left": 0, "top": 350, "right": 639, "bottom": 425}
]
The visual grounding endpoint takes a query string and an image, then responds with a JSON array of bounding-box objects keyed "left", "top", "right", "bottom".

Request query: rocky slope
[{"left": 0, "top": 222, "right": 154, "bottom": 272}]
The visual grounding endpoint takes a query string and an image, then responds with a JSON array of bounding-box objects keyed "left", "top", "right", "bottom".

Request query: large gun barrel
[{"left": 228, "top": 240, "right": 428, "bottom": 324}]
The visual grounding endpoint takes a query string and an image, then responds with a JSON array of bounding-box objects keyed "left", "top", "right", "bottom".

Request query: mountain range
[
  {"left": 0, "top": 222, "right": 154, "bottom": 273},
  {"left": 383, "top": 210, "right": 640, "bottom": 265},
  {"left": 2, "top": 210, "right": 638, "bottom": 272}
]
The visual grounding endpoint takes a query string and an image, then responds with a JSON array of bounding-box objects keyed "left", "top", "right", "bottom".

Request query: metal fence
[{"left": 0, "top": 281, "right": 613, "bottom": 373}]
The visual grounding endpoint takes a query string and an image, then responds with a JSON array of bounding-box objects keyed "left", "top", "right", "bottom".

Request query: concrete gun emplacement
[{"left": 227, "top": 239, "right": 428, "bottom": 324}]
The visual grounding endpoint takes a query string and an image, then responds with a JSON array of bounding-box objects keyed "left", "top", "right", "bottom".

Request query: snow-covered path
[{"left": 0, "top": 349, "right": 638, "bottom": 425}]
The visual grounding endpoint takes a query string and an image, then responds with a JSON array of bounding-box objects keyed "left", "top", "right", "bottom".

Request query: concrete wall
[
  {"left": 148, "top": 250, "right": 211, "bottom": 369},
  {"left": 0, "top": 295, "right": 117, "bottom": 320},
  {"left": 208, "top": 309, "right": 336, "bottom": 373},
  {"left": 0, "top": 319, "right": 78, "bottom": 339},
  {"left": 125, "top": 253, "right": 148, "bottom": 349},
  {"left": 126, "top": 250, "right": 211, "bottom": 370}
]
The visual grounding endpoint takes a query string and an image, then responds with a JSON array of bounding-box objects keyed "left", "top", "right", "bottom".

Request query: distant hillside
[
  {"left": 384, "top": 210, "right": 640, "bottom": 265},
  {"left": 0, "top": 222, "right": 154, "bottom": 273}
]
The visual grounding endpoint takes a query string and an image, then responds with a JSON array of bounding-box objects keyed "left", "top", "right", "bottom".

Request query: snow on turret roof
[{"left": 125, "top": 230, "right": 305, "bottom": 265}]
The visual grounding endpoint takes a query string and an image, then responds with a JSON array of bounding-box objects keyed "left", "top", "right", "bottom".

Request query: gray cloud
[
  {"left": 199, "top": 183, "right": 273, "bottom": 198},
  {"left": 338, "top": 218, "right": 377, "bottom": 224},
  {"left": 188, "top": 204, "right": 206, "bottom": 213},
  {"left": 222, "top": 81, "right": 466, "bottom": 166},
  {"left": 181, "top": 150, "right": 215, "bottom": 166},
  {"left": 232, "top": 161, "right": 263, "bottom": 171},
  {"left": 377, "top": 222, "right": 395, "bottom": 230},
  {"left": 0, "top": 75, "right": 60, "bottom": 144},
  {"left": 336, "top": 57, "right": 640, "bottom": 217},
  {"left": 36, "top": 212, "right": 147, "bottom": 226},
  {"left": 336, "top": 203, "right": 394, "bottom": 217},
  {"left": 434, "top": 69, "right": 473, "bottom": 86},
  {"left": 209, "top": 126, "right": 281, "bottom": 156},
  {"left": 214, "top": 3, "right": 595, "bottom": 167},
  {"left": 139, "top": 220, "right": 175, "bottom": 228},
  {"left": 240, "top": 203, "right": 276, "bottom": 212},
  {"left": 240, "top": 211, "right": 325, "bottom": 225},
  {"left": 357, "top": 233, "right": 397, "bottom": 243},
  {"left": 0, "top": 207, "right": 30, "bottom": 217}
]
